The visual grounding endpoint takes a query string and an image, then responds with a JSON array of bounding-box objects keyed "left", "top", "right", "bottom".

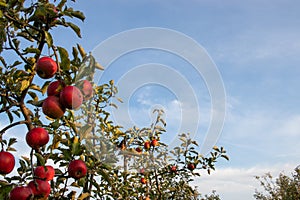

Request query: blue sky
[
  {"left": 55, "top": 0, "right": 300, "bottom": 199},
  {"left": 2, "top": 0, "right": 300, "bottom": 199},
  {"left": 51, "top": 1, "right": 300, "bottom": 199}
]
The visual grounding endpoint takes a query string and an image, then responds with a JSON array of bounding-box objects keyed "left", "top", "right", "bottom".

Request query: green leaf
[
  {"left": 6, "top": 111, "right": 13, "bottom": 123},
  {"left": 12, "top": 110, "right": 21, "bottom": 118},
  {"left": 57, "top": 0, "right": 67, "bottom": 10},
  {"left": 45, "top": 31, "right": 53, "bottom": 47},
  {"left": 20, "top": 80, "right": 30, "bottom": 92},
  {"left": 221, "top": 154, "right": 230, "bottom": 161},
  {"left": 71, "top": 10, "right": 85, "bottom": 21},
  {"left": 34, "top": 153, "right": 45, "bottom": 166},
  {"left": 28, "top": 91, "right": 38, "bottom": 101},
  {"left": 12, "top": 39, "right": 20, "bottom": 49},
  {"left": 11, "top": 60, "right": 22, "bottom": 67},
  {"left": 0, "top": 2, "right": 8, "bottom": 8},
  {"left": 66, "top": 22, "right": 81, "bottom": 38},
  {"left": 41, "top": 81, "right": 51, "bottom": 94},
  {"left": 23, "top": 47, "right": 41, "bottom": 54},
  {"left": 0, "top": 185, "right": 12, "bottom": 200},
  {"left": 72, "top": 47, "right": 78, "bottom": 60},
  {"left": 8, "top": 138, "right": 17, "bottom": 147},
  {"left": 77, "top": 44, "right": 86, "bottom": 57},
  {"left": 57, "top": 46, "right": 70, "bottom": 71},
  {"left": 71, "top": 141, "right": 81, "bottom": 155},
  {"left": 27, "top": 99, "right": 43, "bottom": 107}
]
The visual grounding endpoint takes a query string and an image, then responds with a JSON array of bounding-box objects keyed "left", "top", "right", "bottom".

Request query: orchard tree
[
  {"left": 254, "top": 167, "right": 300, "bottom": 200},
  {"left": 0, "top": 0, "right": 228, "bottom": 199}
]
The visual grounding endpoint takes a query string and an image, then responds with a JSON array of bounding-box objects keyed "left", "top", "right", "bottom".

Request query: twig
[{"left": 0, "top": 120, "right": 30, "bottom": 135}]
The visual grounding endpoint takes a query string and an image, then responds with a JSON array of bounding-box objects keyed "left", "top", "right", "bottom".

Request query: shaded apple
[
  {"left": 28, "top": 179, "right": 50, "bottom": 199},
  {"left": 187, "top": 163, "right": 195, "bottom": 171},
  {"left": 140, "top": 177, "right": 147, "bottom": 184},
  {"left": 76, "top": 80, "right": 93, "bottom": 100},
  {"left": 0, "top": 151, "right": 15, "bottom": 174},
  {"left": 47, "top": 80, "right": 65, "bottom": 96},
  {"left": 26, "top": 127, "right": 49, "bottom": 149},
  {"left": 9, "top": 186, "right": 33, "bottom": 200},
  {"left": 144, "top": 141, "right": 151, "bottom": 150},
  {"left": 170, "top": 165, "right": 177, "bottom": 173},
  {"left": 36, "top": 57, "right": 57, "bottom": 79},
  {"left": 151, "top": 139, "right": 159, "bottom": 147},
  {"left": 60, "top": 86, "right": 83, "bottom": 109},
  {"left": 135, "top": 147, "right": 142, "bottom": 153},
  {"left": 34, "top": 165, "right": 55, "bottom": 181},
  {"left": 68, "top": 159, "right": 87, "bottom": 179},
  {"left": 42, "top": 96, "right": 65, "bottom": 119}
]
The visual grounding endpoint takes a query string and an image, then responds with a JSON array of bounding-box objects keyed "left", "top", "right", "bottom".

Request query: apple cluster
[
  {"left": 0, "top": 57, "right": 90, "bottom": 199},
  {"left": 36, "top": 56, "right": 93, "bottom": 119}
]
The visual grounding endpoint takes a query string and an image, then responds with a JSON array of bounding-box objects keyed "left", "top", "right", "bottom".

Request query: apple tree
[
  {"left": 0, "top": 0, "right": 228, "bottom": 199},
  {"left": 254, "top": 167, "right": 300, "bottom": 200}
]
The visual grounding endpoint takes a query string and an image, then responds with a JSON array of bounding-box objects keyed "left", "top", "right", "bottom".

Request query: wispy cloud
[{"left": 192, "top": 163, "right": 298, "bottom": 200}]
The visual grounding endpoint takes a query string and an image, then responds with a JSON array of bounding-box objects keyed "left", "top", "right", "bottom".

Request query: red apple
[
  {"left": 151, "top": 139, "right": 159, "bottom": 147},
  {"left": 135, "top": 147, "right": 142, "bottom": 153},
  {"left": 76, "top": 80, "right": 93, "bottom": 100},
  {"left": 0, "top": 151, "right": 15, "bottom": 174},
  {"left": 36, "top": 57, "right": 57, "bottom": 79},
  {"left": 139, "top": 168, "right": 145, "bottom": 174},
  {"left": 68, "top": 159, "right": 87, "bottom": 179},
  {"left": 187, "top": 163, "right": 195, "bottom": 171},
  {"left": 170, "top": 165, "right": 177, "bottom": 173},
  {"left": 47, "top": 80, "right": 65, "bottom": 96},
  {"left": 28, "top": 179, "right": 50, "bottom": 198},
  {"left": 26, "top": 127, "right": 49, "bottom": 149},
  {"left": 140, "top": 177, "right": 147, "bottom": 184},
  {"left": 144, "top": 141, "right": 151, "bottom": 150},
  {"left": 42, "top": 96, "right": 65, "bottom": 119},
  {"left": 60, "top": 86, "right": 83, "bottom": 109},
  {"left": 9, "top": 186, "right": 33, "bottom": 200},
  {"left": 34, "top": 165, "right": 55, "bottom": 181}
]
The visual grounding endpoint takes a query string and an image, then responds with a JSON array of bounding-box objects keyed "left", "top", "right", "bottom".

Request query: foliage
[
  {"left": 0, "top": 0, "right": 228, "bottom": 199},
  {"left": 199, "top": 190, "right": 220, "bottom": 200},
  {"left": 254, "top": 167, "right": 300, "bottom": 200}
]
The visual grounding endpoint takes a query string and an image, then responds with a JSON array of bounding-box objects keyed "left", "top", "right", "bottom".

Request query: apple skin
[
  {"left": 187, "top": 163, "right": 195, "bottom": 171},
  {"left": 9, "top": 186, "right": 33, "bottom": 200},
  {"left": 0, "top": 151, "right": 15, "bottom": 174},
  {"left": 47, "top": 80, "right": 65, "bottom": 96},
  {"left": 28, "top": 179, "right": 51, "bottom": 199},
  {"left": 151, "top": 139, "right": 159, "bottom": 147},
  {"left": 42, "top": 96, "right": 65, "bottom": 119},
  {"left": 26, "top": 127, "right": 49, "bottom": 149},
  {"left": 34, "top": 165, "right": 55, "bottom": 181},
  {"left": 60, "top": 86, "right": 83, "bottom": 109},
  {"left": 139, "top": 168, "right": 145, "bottom": 174},
  {"left": 140, "top": 177, "right": 147, "bottom": 184},
  {"left": 135, "top": 147, "right": 142, "bottom": 153},
  {"left": 144, "top": 141, "right": 151, "bottom": 150},
  {"left": 68, "top": 159, "right": 87, "bottom": 179},
  {"left": 170, "top": 165, "right": 177, "bottom": 173},
  {"left": 77, "top": 80, "right": 93, "bottom": 100},
  {"left": 36, "top": 57, "right": 57, "bottom": 79}
]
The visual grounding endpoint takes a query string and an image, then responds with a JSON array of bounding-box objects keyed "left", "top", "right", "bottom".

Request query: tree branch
[{"left": 0, "top": 120, "right": 30, "bottom": 135}]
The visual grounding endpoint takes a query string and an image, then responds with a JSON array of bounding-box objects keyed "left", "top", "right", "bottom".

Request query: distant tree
[
  {"left": 254, "top": 167, "right": 300, "bottom": 200},
  {"left": 200, "top": 190, "right": 220, "bottom": 200}
]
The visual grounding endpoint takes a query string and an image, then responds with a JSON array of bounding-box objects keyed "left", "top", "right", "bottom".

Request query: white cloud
[{"left": 193, "top": 163, "right": 298, "bottom": 200}]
